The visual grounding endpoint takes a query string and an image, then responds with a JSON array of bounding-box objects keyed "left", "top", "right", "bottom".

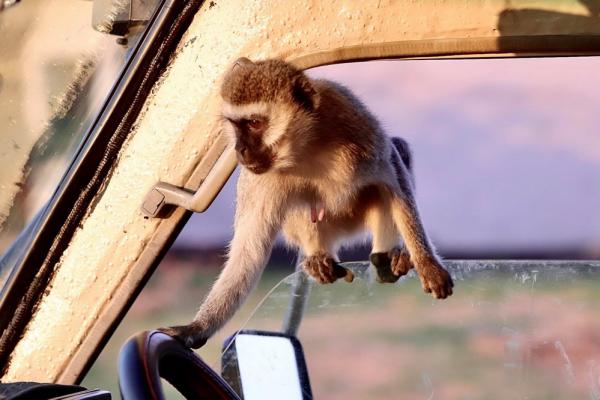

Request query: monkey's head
[{"left": 220, "top": 58, "right": 320, "bottom": 174}]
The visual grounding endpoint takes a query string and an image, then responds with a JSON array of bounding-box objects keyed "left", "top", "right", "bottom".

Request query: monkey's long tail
[{"left": 391, "top": 137, "right": 413, "bottom": 172}]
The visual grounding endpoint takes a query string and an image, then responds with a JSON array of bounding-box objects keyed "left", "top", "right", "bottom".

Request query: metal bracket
[{"left": 141, "top": 139, "right": 237, "bottom": 218}]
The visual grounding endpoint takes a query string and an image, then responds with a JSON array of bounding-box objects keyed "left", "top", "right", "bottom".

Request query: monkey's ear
[
  {"left": 232, "top": 57, "right": 253, "bottom": 70},
  {"left": 223, "top": 57, "right": 253, "bottom": 85},
  {"left": 292, "top": 74, "right": 320, "bottom": 111}
]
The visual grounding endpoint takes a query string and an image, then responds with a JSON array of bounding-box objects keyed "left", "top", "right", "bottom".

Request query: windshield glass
[
  {"left": 219, "top": 261, "right": 600, "bottom": 399},
  {"left": 0, "top": 0, "right": 161, "bottom": 286}
]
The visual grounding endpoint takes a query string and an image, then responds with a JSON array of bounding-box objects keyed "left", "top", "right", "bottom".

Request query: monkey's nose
[
  {"left": 236, "top": 144, "right": 249, "bottom": 161},
  {"left": 235, "top": 144, "right": 248, "bottom": 158}
]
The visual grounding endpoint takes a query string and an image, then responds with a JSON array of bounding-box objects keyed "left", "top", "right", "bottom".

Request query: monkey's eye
[{"left": 247, "top": 119, "right": 264, "bottom": 131}]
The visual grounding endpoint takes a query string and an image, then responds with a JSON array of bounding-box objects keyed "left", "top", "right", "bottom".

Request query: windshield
[
  {"left": 0, "top": 0, "right": 160, "bottom": 287},
  {"left": 218, "top": 260, "right": 600, "bottom": 399}
]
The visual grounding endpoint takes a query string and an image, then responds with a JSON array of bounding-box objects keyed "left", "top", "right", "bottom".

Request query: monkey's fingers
[
  {"left": 333, "top": 262, "right": 354, "bottom": 283},
  {"left": 303, "top": 254, "right": 335, "bottom": 284},
  {"left": 303, "top": 253, "right": 354, "bottom": 284},
  {"left": 158, "top": 324, "right": 208, "bottom": 349},
  {"left": 390, "top": 247, "right": 413, "bottom": 277}
]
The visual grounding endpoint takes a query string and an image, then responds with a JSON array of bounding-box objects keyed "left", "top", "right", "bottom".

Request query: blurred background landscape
[{"left": 81, "top": 57, "right": 600, "bottom": 398}]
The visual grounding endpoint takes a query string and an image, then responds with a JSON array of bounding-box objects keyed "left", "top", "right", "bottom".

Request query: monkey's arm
[{"left": 161, "top": 179, "right": 283, "bottom": 348}]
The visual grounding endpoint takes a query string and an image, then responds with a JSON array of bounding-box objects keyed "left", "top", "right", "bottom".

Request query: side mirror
[
  {"left": 222, "top": 330, "right": 313, "bottom": 400},
  {"left": 92, "top": 0, "right": 157, "bottom": 36}
]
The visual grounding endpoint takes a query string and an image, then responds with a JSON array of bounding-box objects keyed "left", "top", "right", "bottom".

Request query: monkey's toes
[
  {"left": 158, "top": 324, "right": 208, "bottom": 349},
  {"left": 417, "top": 260, "right": 454, "bottom": 299},
  {"left": 390, "top": 247, "right": 413, "bottom": 277},
  {"left": 369, "top": 252, "right": 399, "bottom": 283},
  {"left": 370, "top": 247, "right": 413, "bottom": 283},
  {"left": 303, "top": 252, "right": 351, "bottom": 284}
]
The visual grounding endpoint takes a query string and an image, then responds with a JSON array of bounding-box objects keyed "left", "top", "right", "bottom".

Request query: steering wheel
[{"left": 118, "top": 330, "right": 240, "bottom": 400}]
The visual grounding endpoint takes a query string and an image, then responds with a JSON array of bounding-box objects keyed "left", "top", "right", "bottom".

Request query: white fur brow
[
  {"left": 263, "top": 104, "right": 292, "bottom": 146},
  {"left": 222, "top": 101, "right": 292, "bottom": 147},
  {"left": 222, "top": 101, "right": 269, "bottom": 120}
]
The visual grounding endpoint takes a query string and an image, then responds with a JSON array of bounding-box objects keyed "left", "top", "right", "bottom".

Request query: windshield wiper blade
[{"left": 0, "top": 0, "right": 21, "bottom": 13}]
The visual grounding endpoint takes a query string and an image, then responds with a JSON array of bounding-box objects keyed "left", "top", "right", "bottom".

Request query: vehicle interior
[{"left": 1, "top": 0, "right": 600, "bottom": 399}]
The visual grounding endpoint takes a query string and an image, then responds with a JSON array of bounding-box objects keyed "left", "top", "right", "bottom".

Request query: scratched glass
[
  {"left": 230, "top": 261, "right": 600, "bottom": 400},
  {"left": 0, "top": 0, "right": 160, "bottom": 287}
]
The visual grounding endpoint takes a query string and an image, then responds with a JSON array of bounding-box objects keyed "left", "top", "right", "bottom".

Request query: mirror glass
[{"left": 222, "top": 332, "right": 310, "bottom": 400}]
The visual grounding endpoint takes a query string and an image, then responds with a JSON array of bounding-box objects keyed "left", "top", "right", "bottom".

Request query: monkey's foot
[
  {"left": 158, "top": 323, "right": 209, "bottom": 349},
  {"left": 370, "top": 247, "right": 413, "bottom": 283},
  {"left": 415, "top": 258, "right": 454, "bottom": 299},
  {"left": 303, "top": 252, "right": 354, "bottom": 284}
]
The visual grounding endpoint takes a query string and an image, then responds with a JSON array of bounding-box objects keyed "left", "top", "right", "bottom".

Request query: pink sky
[{"left": 176, "top": 57, "right": 600, "bottom": 256}]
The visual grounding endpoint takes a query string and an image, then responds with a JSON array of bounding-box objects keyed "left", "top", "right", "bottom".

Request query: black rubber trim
[
  {"left": 0, "top": 0, "right": 205, "bottom": 375},
  {"left": 0, "top": 382, "right": 84, "bottom": 399},
  {"left": 119, "top": 331, "right": 240, "bottom": 400}
]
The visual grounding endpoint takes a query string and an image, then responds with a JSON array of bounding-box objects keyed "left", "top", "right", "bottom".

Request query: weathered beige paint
[{"left": 4, "top": 0, "right": 600, "bottom": 383}]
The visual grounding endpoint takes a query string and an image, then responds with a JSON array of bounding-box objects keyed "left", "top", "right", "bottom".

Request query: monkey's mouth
[
  {"left": 237, "top": 150, "right": 274, "bottom": 174},
  {"left": 243, "top": 163, "right": 270, "bottom": 174}
]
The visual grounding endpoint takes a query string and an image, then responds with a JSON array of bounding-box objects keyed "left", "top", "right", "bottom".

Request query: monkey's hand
[
  {"left": 158, "top": 323, "right": 209, "bottom": 349},
  {"left": 415, "top": 258, "right": 454, "bottom": 299},
  {"left": 369, "top": 246, "right": 413, "bottom": 283},
  {"left": 303, "top": 251, "right": 354, "bottom": 284}
]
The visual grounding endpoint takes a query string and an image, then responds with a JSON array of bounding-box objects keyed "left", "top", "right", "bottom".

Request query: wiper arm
[{"left": 0, "top": 0, "right": 21, "bottom": 13}]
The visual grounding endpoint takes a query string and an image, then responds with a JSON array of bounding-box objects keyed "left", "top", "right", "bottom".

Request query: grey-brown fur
[
  {"left": 221, "top": 58, "right": 319, "bottom": 110},
  {"left": 161, "top": 58, "right": 453, "bottom": 348}
]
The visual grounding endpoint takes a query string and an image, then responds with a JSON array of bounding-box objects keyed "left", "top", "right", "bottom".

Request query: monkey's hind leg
[
  {"left": 387, "top": 187, "right": 453, "bottom": 299},
  {"left": 365, "top": 199, "right": 413, "bottom": 283}
]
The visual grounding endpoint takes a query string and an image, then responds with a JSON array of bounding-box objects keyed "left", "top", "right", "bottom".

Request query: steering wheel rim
[{"left": 118, "top": 330, "right": 240, "bottom": 400}]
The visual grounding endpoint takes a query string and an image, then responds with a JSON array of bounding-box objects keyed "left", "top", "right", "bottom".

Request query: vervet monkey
[{"left": 162, "top": 58, "right": 453, "bottom": 348}]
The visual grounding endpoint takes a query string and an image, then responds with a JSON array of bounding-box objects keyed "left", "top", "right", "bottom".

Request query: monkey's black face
[{"left": 227, "top": 115, "right": 274, "bottom": 174}]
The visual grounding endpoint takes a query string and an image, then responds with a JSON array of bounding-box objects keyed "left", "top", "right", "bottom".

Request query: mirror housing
[
  {"left": 222, "top": 330, "right": 313, "bottom": 400},
  {"left": 92, "top": 0, "right": 157, "bottom": 36}
]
